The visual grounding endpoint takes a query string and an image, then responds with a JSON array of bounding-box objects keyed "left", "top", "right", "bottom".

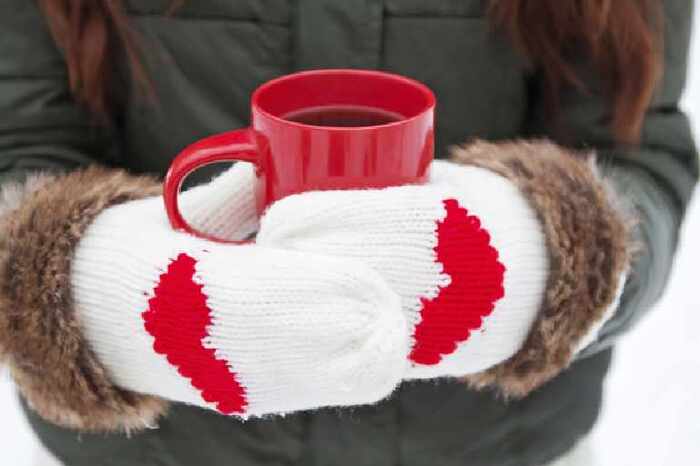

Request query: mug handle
[{"left": 163, "top": 128, "right": 261, "bottom": 243}]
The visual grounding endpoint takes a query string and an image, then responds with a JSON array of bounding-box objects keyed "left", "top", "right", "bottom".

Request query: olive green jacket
[{"left": 1, "top": 1, "right": 697, "bottom": 465}]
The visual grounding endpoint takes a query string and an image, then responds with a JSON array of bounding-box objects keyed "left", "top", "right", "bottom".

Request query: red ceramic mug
[{"left": 164, "top": 69, "right": 436, "bottom": 242}]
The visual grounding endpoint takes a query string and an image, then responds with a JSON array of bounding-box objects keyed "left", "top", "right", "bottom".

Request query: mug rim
[{"left": 251, "top": 69, "right": 436, "bottom": 132}]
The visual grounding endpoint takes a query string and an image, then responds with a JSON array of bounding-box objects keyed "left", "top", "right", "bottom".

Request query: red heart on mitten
[
  {"left": 409, "top": 199, "right": 506, "bottom": 365},
  {"left": 142, "top": 253, "right": 248, "bottom": 415}
]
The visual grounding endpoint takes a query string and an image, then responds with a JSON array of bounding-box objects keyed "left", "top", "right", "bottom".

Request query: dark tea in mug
[{"left": 283, "top": 105, "right": 404, "bottom": 127}]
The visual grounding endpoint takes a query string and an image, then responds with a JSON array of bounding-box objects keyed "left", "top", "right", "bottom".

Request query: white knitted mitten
[
  {"left": 71, "top": 190, "right": 409, "bottom": 418},
  {"left": 257, "top": 160, "right": 550, "bottom": 379}
]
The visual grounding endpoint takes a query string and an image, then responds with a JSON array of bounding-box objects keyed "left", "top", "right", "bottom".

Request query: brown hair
[
  {"left": 489, "top": 0, "right": 662, "bottom": 144},
  {"left": 39, "top": 0, "right": 661, "bottom": 144},
  {"left": 38, "top": 0, "right": 151, "bottom": 118}
]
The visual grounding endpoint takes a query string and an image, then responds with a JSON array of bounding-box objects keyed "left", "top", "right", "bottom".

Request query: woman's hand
[
  {"left": 75, "top": 193, "right": 409, "bottom": 416},
  {"left": 257, "top": 160, "right": 550, "bottom": 379},
  {"left": 0, "top": 167, "right": 408, "bottom": 431}
]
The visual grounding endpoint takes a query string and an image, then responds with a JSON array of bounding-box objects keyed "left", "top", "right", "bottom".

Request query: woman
[{"left": 0, "top": 1, "right": 696, "bottom": 465}]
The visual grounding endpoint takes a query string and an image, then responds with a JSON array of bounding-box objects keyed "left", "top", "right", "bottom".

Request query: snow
[{"left": 1, "top": 8, "right": 699, "bottom": 466}]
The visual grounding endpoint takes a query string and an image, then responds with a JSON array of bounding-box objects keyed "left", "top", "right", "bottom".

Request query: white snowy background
[{"left": 1, "top": 8, "right": 699, "bottom": 466}]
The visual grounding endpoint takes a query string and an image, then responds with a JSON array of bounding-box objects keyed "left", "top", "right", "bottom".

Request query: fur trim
[
  {"left": 0, "top": 173, "right": 55, "bottom": 219},
  {"left": 451, "top": 140, "right": 631, "bottom": 398},
  {"left": 0, "top": 167, "right": 168, "bottom": 432}
]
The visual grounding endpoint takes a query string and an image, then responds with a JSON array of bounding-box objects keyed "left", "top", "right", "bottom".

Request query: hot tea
[{"left": 283, "top": 105, "right": 404, "bottom": 127}]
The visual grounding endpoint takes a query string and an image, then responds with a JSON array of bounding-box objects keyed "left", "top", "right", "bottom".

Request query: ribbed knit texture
[
  {"left": 178, "top": 162, "right": 259, "bottom": 241},
  {"left": 258, "top": 161, "right": 550, "bottom": 379},
  {"left": 71, "top": 188, "right": 409, "bottom": 418}
]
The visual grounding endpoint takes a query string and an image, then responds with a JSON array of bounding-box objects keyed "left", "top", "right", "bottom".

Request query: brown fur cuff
[
  {"left": 0, "top": 167, "right": 169, "bottom": 432},
  {"left": 452, "top": 140, "right": 630, "bottom": 398}
]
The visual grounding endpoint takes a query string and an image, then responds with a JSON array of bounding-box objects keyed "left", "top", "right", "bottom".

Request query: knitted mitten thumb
[{"left": 176, "top": 161, "right": 258, "bottom": 241}]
